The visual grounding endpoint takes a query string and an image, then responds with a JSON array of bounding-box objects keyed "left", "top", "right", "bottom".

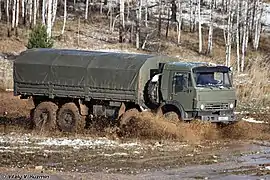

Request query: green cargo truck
[{"left": 13, "top": 48, "right": 237, "bottom": 132}]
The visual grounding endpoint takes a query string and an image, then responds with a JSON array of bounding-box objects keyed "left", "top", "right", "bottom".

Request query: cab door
[{"left": 169, "top": 71, "right": 195, "bottom": 111}]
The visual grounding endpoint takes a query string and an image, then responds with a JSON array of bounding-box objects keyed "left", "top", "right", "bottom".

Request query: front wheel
[{"left": 57, "top": 102, "right": 85, "bottom": 133}]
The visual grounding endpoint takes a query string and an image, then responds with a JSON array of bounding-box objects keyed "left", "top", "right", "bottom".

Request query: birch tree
[
  {"left": 6, "top": 0, "right": 10, "bottom": 36},
  {"left": 177, "top": 0, "right": 182, "bottom": 44},
  {"left": 52, "top": 0, "right": 58, "bottom": 26},
  {"left": 29, "top": 0, "right": 33, "bottom": 25},
  {"left": 85, "top": 0, "right": 89, "bottom": 20},
  {"left": 21, "top": 0, "right": 25, "bottom": 20},
  {"left": 236, "top": 0, "right": 240, "bottom": 72},
  {"left": 253, "top": 0, "right": 263, "bottom": 50},
  {"left": 61, "top": 0, "right": 67, "bottom": 35},
  {"left": 12, "top": 0, "right": 16, "bottom": 29},
  {"left": 119, "top": 0, "right": 125, "bottom": 43},
  {"left": 136, "top": 0, "right": 142, "bottom": 49},
  {"left": 42, "top": 0, "right": 46, "bottom": 25},
  {"left": 207, "top": 0, "right": 214, "bottom": 55},
  {"left": 198, "top": 0, "right": 202, "bottom": 53},
  {"left": 33, "top": 0, "right": 37, "bottom": 26},
  {"left": 15, "top": 0, "right": 19, "bottom": 27},
  {"left": 0, "top": 0, "right": 2, "bottom": 20},
  {"left": 241, "top": 0, "right": 248, "bottom": 72},
  {"left": 145, "top": 0, "right": 148, "bottom": 27},
  {"left": 225, "top": 0, "right": 234, "bottom": 67},
  {"left": 47, "top": 0, "right": 53, "bottom": 38}
]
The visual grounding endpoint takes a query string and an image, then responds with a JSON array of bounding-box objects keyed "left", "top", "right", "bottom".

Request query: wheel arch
[{"left": 161, "top": 101, "right": 186, "bottom": 119}]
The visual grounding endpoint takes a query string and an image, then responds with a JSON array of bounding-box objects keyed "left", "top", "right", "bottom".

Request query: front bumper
[{"left": 196, "top": 110, "right": 237, "bottom": 123}]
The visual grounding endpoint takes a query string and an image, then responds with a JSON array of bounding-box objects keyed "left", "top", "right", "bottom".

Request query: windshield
[{"left": 193, "top": 70, "right": 232, "bottom": 87}]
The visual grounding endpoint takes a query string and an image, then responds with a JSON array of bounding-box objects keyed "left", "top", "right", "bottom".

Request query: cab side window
[{"left": 173, "top": 72, "right": 192, "bottom": 92}]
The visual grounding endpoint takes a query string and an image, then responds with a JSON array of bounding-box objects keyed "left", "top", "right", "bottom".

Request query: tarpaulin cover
[{"left": 14, "top": 48, "right": 176, "bottom": 101}]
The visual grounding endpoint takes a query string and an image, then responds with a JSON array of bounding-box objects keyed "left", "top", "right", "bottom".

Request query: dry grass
[
  {"left": 235, "top": 55, "right": 270, "bottom": 107},
  {"left": 118, "top": 111, "right": 270, "bottom": 143}
]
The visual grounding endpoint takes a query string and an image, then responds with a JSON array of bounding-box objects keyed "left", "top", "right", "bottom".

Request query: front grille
[{"left": 205, "top": 103, "right": 229, "bottom": 110}]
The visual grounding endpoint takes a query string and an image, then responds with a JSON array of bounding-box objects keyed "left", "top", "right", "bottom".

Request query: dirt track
[{"left": 0, "top": 92, "right": 270, "bottom": 179}]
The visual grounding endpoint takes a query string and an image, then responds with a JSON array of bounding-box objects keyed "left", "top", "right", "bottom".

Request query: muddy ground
[{"left": 0, "top": 92, "right": 270, "bottom": 180}]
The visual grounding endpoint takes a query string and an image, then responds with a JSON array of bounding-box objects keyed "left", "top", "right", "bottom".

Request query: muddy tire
[
  {"left": 163, "top": 111, "right": 182, "bottom": 123},
  {"left": 33, "top": 102, "right": 58, "bottom": 132},
  {"left": 144, "top": 80, "right": 160, "bottom": 109},
  {"left": 119, "top": 108, "right": 139, "bottom": 135},
  {"left": 57, "top": 102, "right": 85, "bottom": 133}
]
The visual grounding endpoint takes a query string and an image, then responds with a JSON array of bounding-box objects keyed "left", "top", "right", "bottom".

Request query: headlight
[
  {"left": 229, "top": 103, "right": 234, "bottom": 109},
  {"left": 200, "top": 104, "right": 205, "bottom": 110}
]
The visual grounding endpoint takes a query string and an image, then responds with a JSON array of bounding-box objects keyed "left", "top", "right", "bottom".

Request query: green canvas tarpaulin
[{"left": 14, "top": 48, "right": 177, "bottom": 102}]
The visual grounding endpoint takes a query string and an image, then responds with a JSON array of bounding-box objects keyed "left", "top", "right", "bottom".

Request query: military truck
[{"left": 13, "top": 48, "right": 237, "bottom": 132}]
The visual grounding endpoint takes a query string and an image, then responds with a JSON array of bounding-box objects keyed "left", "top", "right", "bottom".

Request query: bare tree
[
  {"left": 33, "top": 0, "right": 37, "bottom": 26},
  {"left": 29, "top": 0, "right": 33, "bottom": 25},
  {"left": 236, "top": 0, "right": 240, "bottom": 72},
  {"left": 119, "top": 0, "right": 125, "bottom": 42},
  {"left": 0, "top": 0, "right": 2, "bottom": 20},
  {"left": 241, "top": 0, "right": 248, "bottom": 72},
  {"left": 52, "top": 0, "right": 58, "bottom": 26},
  {"left": 253, "top": 0, "right": 263, "bottom": 50},
  {"left": 225, "top": 0, "right": 234, "bottom": 67},
  {"left": 6, "top": 0, "right": 11, "bottom": 36},
  {"left": 177, "top": 0, "right": 182, "bottom": 44},
  {"left": 42, "top": 0, "right": 46, "bottom": 25},
  {"left": 136, "top": 0, "right": 142, "bottom": 49},
  {"left": 198, "top": 0, "right": 202, "bottom": 53},
  {"left": 207, "top": 0, "right": 214, "bottom": 55},
  {"left": 61, "top": 0, "right": 67, "bottom": 35},
  {"left": 85, "top": 0, "right": 89, "bottom": 20},
  {"left": 109, "top": 0, "right": 113, "bottom": 32},
  {"left": 15, "top": 0, "right": 19, "bottom": 28},
  {"left": 47, "top": 0, "right": 53, "bottom": 38},
  {"left": 145, "top": 0, "right": 148, "bottom": 27},
  {"left": 12, "top": 0, "right": 16, "bottom": 29}
]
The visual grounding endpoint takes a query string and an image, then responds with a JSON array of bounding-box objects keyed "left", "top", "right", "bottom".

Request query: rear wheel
[
  {"left": 57, "top": 102, "right": 85, "bottom": 133},
  {"left": 33, "top": 102, "right": 58, "bottom": 132}
]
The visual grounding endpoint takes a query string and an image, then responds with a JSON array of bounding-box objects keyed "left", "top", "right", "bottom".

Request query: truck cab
[{"left": 158, "top": 62, "right": 237, "bottom": 123}]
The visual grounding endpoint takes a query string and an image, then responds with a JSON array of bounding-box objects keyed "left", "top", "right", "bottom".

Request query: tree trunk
[
  {"left": 42, "top": 0, "right": 46, "bottom": 25},
  {"left": 119, "top": 0, "right": 125, "bottom": 43},
  {"left": 189, "top": 0, "right": 193, "bottom": 32},
  {"left": 241, "top": 1, "right": 248, "bottom": 72},
  {"left": 198, "top": 0, "right": 202, "bottom": 53},
  {"left": 21, "top": 0, "right": 25, "bottom": 19},
  {"left": 158, "top": 0, "right": 162, "bottom": 38},
  {"left": 6, "top": 0, "right": 11, "bottom": 36},
  {"left": 109, "top": 0, "right": 113, "bottom": 32},
  {"left": 12, "top": 0, "right": 16, "bottom": 29},
  {"left": 52, "top": 0, "right": 57, "bottom": 26},
  {"left": 0, "top": 0, "right": 2, "bottom": 20},
  {"left": 47, "top": 0, "right": 52, "bottom": 38},
  {"left": 171, "top": 0, "right": 177, "bottom": 22},
  {"left": 145, "top": 0, "right": 148, "bottom": 27},
  {"left": 15, "top": 0, "right": 19, "bottom": 27},
  {"left": 177, "top": 0, "right": 182, "bottom": 44},
  {"left": 85, "top": 0, "right": 89, "bottom": 20},
  {"left": 207, "top": 0, "right": 213, "bottom": 55},
  {"left": 165, "top": 7, "right": 170, "bottom": 39},
  {"left": 61, "top": 0, "right": 66, "bottom": 35},
  {"left": 29, "top": 0, "right": 33, "bottom": 26},
  {"left": 136, "top": 0, "right": 142, "bottom": 49},
  {"left": 100, "top": 0, "right": 103, "bottom": 14},
  {"left": 33, "top": 0, "right": 37, "bottom": 26},
  {"left": 253, "top": 0, "right": 263, "bottom": 50},
  {"left": 225, "top": 0, "right": 233, "bottom": 67},
  {"left": 236, "top": 0, "right": 240, "bottom": 73}
]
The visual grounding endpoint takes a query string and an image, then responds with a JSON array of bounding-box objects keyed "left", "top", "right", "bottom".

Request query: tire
[
  {"left": 144, "top": 80, "right": 160, "bottom": 109},
  {"left": 33, "top": 102, "right": 58, "bottom": 132},
  {"left": 57, "top": 102, "right": 85, "bottom": 133},
  {"left": 163, "top": 111, "right": 182, "bottom": 123}
]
